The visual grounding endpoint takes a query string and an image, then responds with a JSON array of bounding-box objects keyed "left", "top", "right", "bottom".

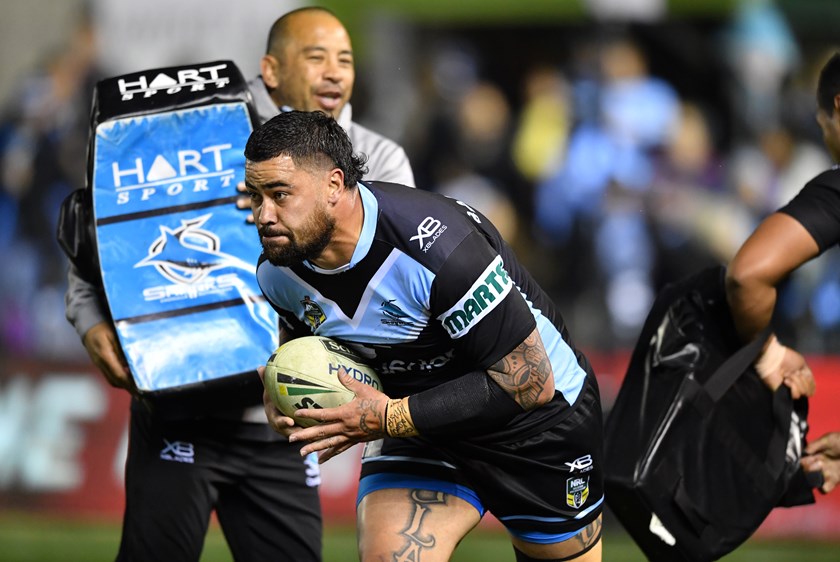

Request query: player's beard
[{"left": 259, "top": 204, "right": 335, "bottom": 267}]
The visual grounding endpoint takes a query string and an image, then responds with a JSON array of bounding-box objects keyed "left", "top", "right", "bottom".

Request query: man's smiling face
[{"left": 263, "top": 10, "right": 355, "bottom": 119}]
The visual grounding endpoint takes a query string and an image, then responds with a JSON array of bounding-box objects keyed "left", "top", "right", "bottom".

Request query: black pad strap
[{"left": 410, "top": 370, "right": 523, "bottom": 439}]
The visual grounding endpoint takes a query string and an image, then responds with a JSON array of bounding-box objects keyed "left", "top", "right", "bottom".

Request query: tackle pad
[{"left": 86, "top": 61, "right": 276, "bottom": 415}]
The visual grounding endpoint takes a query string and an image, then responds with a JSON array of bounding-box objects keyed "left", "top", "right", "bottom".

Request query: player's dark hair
[
  {"left": 817, "top": 52, "right": 840, "bottom": 114},
  {"left": 245, "top": 110, "right": 368, "bottom": 188},
  {"left": 265, "top": 7, "right": 340, "bottom": 56}
]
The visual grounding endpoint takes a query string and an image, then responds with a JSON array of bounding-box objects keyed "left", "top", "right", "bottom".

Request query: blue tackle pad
[{"left": 89, "top": 61, "right": 277, "bottom": 398}]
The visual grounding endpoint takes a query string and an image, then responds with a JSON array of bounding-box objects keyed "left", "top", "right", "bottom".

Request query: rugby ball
[{"left": 264, "top": 336, "right": 382, "bottom": 427}]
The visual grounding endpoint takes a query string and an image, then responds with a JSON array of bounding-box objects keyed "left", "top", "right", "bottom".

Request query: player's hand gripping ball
[{"left": 264, "top": 336, "right": 382, "bottom": 427}]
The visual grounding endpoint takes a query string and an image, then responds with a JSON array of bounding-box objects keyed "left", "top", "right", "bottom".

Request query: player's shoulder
[
  {"left": 808, "top": 165, "right": 840, "bottom": 191},
  {"left": 365, "top": 181, "right": 486, "bottom": 269}
]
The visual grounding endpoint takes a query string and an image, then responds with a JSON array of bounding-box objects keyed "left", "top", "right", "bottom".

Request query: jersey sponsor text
[{"left": 438, "top": 255, "right": 512, "bottom": 338}]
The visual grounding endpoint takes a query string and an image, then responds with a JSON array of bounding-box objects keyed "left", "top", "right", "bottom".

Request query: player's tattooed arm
[{"left": 487, "top": 327, "right": 554, "bottom": 409}]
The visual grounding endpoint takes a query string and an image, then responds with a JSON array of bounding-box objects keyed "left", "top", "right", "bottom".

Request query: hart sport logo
[
  {"left": 116, "top": 63, "right": 232, "bottom": 101},
  {"left": 108, "top": 141, "right": 237, "bottom": 206},
  {"left": 92, "top": 103, "right": 251, "bottom": 220}
]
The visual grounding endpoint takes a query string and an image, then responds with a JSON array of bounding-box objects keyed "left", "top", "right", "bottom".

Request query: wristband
[{"left": 385, "top": 397, "right": 418, "bottom": 437}]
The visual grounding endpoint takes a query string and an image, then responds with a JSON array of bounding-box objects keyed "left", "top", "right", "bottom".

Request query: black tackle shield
[{"left": 604, "top": 266, "right": 818, "bottom": 562}]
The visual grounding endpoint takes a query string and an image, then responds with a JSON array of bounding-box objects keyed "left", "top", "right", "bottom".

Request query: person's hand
[
  {"left": 288, "top": 369, "right": 389, "bottom": 463},
  {"left": 754, "top": 336, "right": 815, "bottom": 399},
  {"left": 236, "top": 181, "right": 254, "bottom": 224},
  {"left": 779, "top": 347, "right": 816, "bottom": 399},
  {"left": 801, "top": 432, "right": 840, "bottom": 494},
  {"left": 258, "top": 365, "right": 302, "bottom": 438},
  {"left": 82, "top": 322, "right": 137, "bottom": 394}
]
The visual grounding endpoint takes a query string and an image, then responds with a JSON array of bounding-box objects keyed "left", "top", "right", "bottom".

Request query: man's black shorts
[{"left": 119, "top": 400, "right": 322, "bottom": 561}]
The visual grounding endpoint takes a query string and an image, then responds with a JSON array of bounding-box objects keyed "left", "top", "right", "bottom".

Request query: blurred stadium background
[{"left": 2, "top": 0, "right": 840, "bottom": 560}]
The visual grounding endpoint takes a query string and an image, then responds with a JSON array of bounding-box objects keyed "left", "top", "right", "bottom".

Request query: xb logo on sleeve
[{"left": 410, "top": 217, "right": 447, "bottom": 252}]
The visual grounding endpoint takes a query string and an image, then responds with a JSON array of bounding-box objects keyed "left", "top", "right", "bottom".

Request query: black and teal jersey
[{"left": 256, "top": 181, "right": 594, "bottom": 435}]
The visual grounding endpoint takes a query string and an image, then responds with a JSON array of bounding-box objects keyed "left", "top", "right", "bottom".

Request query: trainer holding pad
[{"left": 57, "top": 60, "right": 323, "bottom": 562}]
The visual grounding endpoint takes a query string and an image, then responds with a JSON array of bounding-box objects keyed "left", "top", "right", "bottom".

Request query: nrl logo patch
[
  {"left": 301, "top": 296, "right": 326, "bottom": 330},
  {"left": 566, "top": 476, "right": 590, "bottom": 509}
]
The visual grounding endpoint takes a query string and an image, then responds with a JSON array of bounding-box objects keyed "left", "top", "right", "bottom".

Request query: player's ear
[
  {"left": 326, "top": 168, "right": 345, "bottom": 203},
  {"left": 833, "top": 93, "right": 840, "bottom": 114},
  {"left": 261, "top": 54, "right": 280, "bottom": 89}
]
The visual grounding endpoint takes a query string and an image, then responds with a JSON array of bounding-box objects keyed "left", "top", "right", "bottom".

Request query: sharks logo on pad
[{"left": 136, "top": 214, "right": 250, "bottom": 284}]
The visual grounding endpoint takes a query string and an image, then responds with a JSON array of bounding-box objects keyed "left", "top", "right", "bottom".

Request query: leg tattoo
[{"left": 393, "top": 490, "right": 446, "bottom": 562}]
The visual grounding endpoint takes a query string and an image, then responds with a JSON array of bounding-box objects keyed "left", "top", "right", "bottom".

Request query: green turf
[{"left": 0, "top": 513, "right": 837, "bottom": 561}]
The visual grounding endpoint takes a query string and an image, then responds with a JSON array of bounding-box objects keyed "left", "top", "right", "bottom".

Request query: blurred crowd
[{"left": 2, "top": 1, "right": 839, "bottom": 362}]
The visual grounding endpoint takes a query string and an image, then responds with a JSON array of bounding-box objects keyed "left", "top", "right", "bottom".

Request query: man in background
[
  {"left": 236, "top": 6, "right": 414, "bottom": 216},
  {"left": 63, "top": 7, "right": 414, "bottom": 561}
]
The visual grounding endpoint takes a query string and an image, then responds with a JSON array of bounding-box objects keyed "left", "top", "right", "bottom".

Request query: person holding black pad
[{"left": 726, "top": 51, "right": 840, "bottom": 496}]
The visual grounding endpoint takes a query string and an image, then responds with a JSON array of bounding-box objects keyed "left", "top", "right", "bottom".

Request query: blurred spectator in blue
[
  {"left": 534, "top": 35, "right": 679, "bottom": 345},
  {"left": 728, "top": 122, "right": 833, "bottom": 349},
  {"left": 730, "top": 126, "right": 830, "bottom": 223},
  {"left": 0, "top": 12, "right": 101, "bottom": 357}
]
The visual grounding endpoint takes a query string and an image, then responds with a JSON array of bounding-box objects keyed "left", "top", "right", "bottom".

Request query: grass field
[{"left": 1, "top": 513, "right": 838, "bottom": 561}]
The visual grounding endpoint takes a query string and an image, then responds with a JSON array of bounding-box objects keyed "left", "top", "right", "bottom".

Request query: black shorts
[
  {"left": 358, "top": 373, "right": 604, "bottom": 543},
  {"left": 119, "top": 400, "right": 322, "bottom": 562}
]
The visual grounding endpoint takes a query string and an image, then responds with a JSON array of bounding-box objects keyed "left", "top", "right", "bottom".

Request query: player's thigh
[
  {"left": 357, "top": 487, "right": 481, "bottom": 562},
  {"left": 511, "top": 514, "right": 602, "bottom": 562}
]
